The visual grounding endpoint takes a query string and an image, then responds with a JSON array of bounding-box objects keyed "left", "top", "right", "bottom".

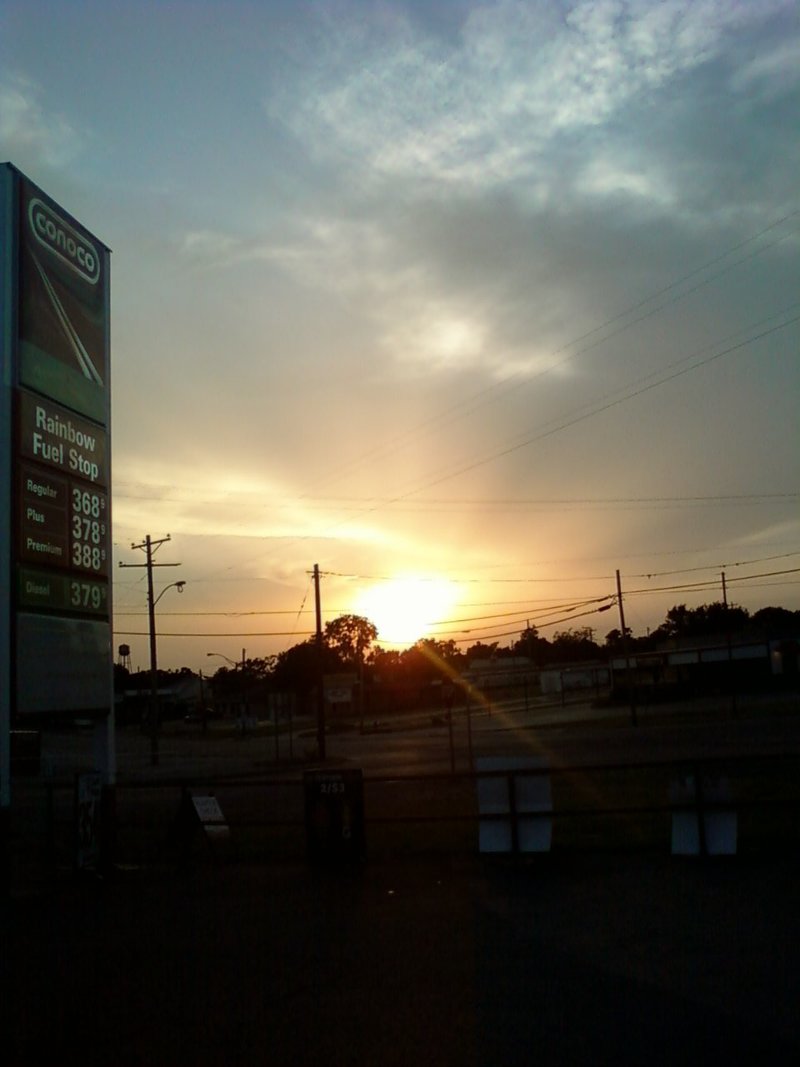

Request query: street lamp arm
[
  {"left": 207, "top": 651, "right": 237, "bottom": 668},
  {"left": 154, "top": 580, "right": 186, "bottom": 608}
]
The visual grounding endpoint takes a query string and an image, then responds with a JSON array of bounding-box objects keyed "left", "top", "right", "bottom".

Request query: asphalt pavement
[
  {"left": 5, "top": 696, "right": 800, "bottom": 1064},
  {"left": 4, "top": 850, "right": 799, "bottom": 1065}
]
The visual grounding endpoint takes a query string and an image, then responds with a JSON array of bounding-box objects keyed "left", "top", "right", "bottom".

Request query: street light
[
  {"left": 148, "top": 580, "right": 186, "bottom": 766},
  {"left": 207, "top": 649, "right": 247, "bottom": 731}
]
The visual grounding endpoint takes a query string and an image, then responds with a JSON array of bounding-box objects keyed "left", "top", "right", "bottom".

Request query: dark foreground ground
[{"left": 4, "top": 848, "right": 800, "bottom": 1066}]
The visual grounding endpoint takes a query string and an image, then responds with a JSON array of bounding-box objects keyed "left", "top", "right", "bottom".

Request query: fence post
[
  {"left": 447, "top": 705, "right": 455, "bottom": 774},
  {"left": 508, "top": 772, "right": 519, "bottom": 855},
  {"left": 693, "top": 766, "right": 708, "bottom": 858},
  {"left": 466, "top": 697, "right": 474, "bottom": 771}
]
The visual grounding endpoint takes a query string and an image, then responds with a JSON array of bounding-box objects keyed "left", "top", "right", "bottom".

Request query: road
[{"left": 30, "top": 689, "right": 800, "bottom": 783}]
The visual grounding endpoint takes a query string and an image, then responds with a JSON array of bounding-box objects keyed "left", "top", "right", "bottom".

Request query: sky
[{"left": 2, "top": 0, "right": 799, "bottom": 672}]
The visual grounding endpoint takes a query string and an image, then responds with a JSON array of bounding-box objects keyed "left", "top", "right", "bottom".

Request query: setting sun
[{"left": 352, "top": 576, "right": 459, "bottom": 648}]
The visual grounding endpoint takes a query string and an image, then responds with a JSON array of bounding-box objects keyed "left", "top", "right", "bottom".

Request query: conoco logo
[{"left": 28, "top": 198, "right": 100, "bottom": 285}]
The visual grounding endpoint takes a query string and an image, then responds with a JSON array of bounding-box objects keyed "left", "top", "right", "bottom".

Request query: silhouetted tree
[
  {"left": 511, "top": 625, "right": 547, "bottom": 663},
  {"left": 549, "top": 627, "right": 602, "bottom": 663},
  {"left": 651, "top": 602, "right": 749, "bottom": 642},
  {"left": 751, "top": 606, "right": 800, "bottom": 637},
  {"left": 324, "top": 614, "right": 377, "bottom": 667}
]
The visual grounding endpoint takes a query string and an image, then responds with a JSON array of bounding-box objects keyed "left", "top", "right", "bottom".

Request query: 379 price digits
[{"left": 70, "top": 580, "right": 107, "bottom": 611}]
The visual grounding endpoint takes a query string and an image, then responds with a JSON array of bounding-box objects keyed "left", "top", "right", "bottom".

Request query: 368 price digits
[{"left": 72, "top": 487, "right": 104, "bottom": 518}]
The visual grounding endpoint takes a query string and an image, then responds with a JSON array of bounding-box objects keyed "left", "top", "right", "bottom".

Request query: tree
[
  {"left": 511, "top": 625, "right": 546, "bottom": 662},
  {"left": 272, "top": 638, "right": 330, "bottom": 695},
  {"left": 549, "top": 627, "right": 601, "bottom": 663},
  {"left": 324, "top": 614, "right": 378, "bottom": 668},
  {"left": 604, "top": 627, "right": 631, "bottom": 652},
  {"left": 652, "top": 602, "right": 750, "bottom": 642},
  {"left": 398, "top": 639, "right": 462, "bottom": 685},
  {"left": 465, "top": 641, "right": 499, "bottom": 661},
  {"left": 113, "top": 662, "right": 130, "bottom": 692},
  {"left": 751, "top": 607, "right": 800, "bottom": 637}
]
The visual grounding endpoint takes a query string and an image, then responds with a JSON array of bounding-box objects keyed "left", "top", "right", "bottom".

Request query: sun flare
[{"left": 353, "top": 576, "right": 458, "bottom": 648}]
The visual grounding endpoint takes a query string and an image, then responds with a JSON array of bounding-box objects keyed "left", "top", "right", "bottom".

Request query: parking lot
[
  {"left": 4, "top": 849, "right": 800, "bottom": 1065},
  {"left": 4, "top": 700, "right": 800, "bottom": 1063}
]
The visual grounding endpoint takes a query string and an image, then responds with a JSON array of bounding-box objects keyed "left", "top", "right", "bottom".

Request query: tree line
[{"left": 116, "top": 602, "right": 799, "bottom": 702}]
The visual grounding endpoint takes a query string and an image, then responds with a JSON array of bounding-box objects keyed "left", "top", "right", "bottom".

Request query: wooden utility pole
[
  {"left": 119, "top": 535, "right": 181, "bottom": 765},
  {"left": 313, "top": 564, "right": 326, "bottom": 760},
  {"left": 616, "top": 569, "right": 637, "bottom": 727},
  {"left": 722, "top": 571, "right": 737, "bottom": 717}
]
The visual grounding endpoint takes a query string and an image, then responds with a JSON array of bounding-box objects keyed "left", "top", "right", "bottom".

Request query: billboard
[
  {"left": 1, "top": 163, "right": 111, "bottom": 717},
  {"left": 18, "top": 177, "right": 108, "bottom": 422}
]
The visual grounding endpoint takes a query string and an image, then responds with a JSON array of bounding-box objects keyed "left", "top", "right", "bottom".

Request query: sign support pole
[{"left": 0, "top": 165, "right": 13, "bottom": 884}]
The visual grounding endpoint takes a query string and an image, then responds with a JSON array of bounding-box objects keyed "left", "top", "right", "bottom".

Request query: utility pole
[
  {"left": 616, "top": 569, "right": 637, "bottom": 727},
  {"left": 119, "top": 535, "right": 181, "bottom": 765},
  {"left": 313, "top": 564, "right": 326, "bottom": 761},
  {"left": 722, "top": 571, "right": 737, "bottom": 717},
  {"left": 240, "top": 646, "right": 247, "bottom": 733}
]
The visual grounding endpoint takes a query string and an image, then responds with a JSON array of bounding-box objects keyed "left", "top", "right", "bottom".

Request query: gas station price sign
[
  {"left": 2, "top": 163, "right": 113, "bottom": 721},
  {"left": 16, "top": 391, "right": 110, "bottom": 614},
  {"left": 18, "top": 566, "right": 109, "bottom": 616},
  {"left": 19, "top": 465, "right": 109, "bottom": 578}
]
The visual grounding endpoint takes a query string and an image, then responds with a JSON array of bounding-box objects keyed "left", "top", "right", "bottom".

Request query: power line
[
  {"left": 624, "top": 567, "right": 800, "bottom": 598},
  {"left": 115, "top": 629, "right": 318, "bottom": 638},
  {"left": 426, "top": 595, "right": 615, "bottom": 629},
  {"left": 381, "top": 310, "right": 800, "bottom": 503},
  {"left": 292, "top": 210, "right": 800, "bottom": 497},
  {"left": 116, "top": 549, "right": 800, "bottom": 623},
  {"left": 185, "top": 219, "right": 800, "bottom": 585},
  {"left": 114, "top": 564, "right": 800, "bottom": 643},
  {"left": 205, "top": 305, "right": 796, "bottom": 568},
  {"left": 630, "top": 550, "right": 800, "bottom": 579}
]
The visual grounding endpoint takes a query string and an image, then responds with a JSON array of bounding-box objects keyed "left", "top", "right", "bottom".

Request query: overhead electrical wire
[
  {"left": 115, "top": 210, "right": 800, "bottom": 637},
  {"left": 187, "top": 301, "right": 797, "bottom": 575},
  {"left": 372, "top": 308, "right": 800, "bottom": 506},
  {"left": 115, "top": 568, "right": 800, "bottom": 641},
  {"left": 185, "top": 213, "right": 800, "bottom": 584},
  {"left": 292, "top": 209, "right": 800, "bottom": 497},
  {"left": 115, "top": 549, "right": 800, "bottom": 619}
]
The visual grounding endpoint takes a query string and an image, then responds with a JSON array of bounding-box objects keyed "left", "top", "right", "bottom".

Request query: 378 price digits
[{"left": 72, "top": 514, "right": 104, "bottom": 543}]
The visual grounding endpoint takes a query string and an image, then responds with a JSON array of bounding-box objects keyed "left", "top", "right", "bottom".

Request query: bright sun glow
[{"left": 353, "top": 576, "right": 458, "bottom": 648}]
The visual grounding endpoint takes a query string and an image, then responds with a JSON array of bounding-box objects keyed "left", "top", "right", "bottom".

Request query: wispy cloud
[
  {"left": 730, "top": 36, "right": 800, "bottom": 99},
  {"left": 267, "top": 0, "right": 790, "bottom": 194},
  {"left": 0, "top": 74, "right": 85, "bottom": 167}
]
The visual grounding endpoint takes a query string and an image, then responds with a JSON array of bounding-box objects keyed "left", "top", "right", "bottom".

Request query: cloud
[
  {"left": 0, "top": 74, "right": 85, "bottom": 167},
  {"left": 236, "top": 0, "right": 800, "bottom": 388},
  {"left": 267, "top": 0, "right": 791, "bottom": 195},
  {"left": 730, "top": 36, "right": 800, "bottom": 99}
]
